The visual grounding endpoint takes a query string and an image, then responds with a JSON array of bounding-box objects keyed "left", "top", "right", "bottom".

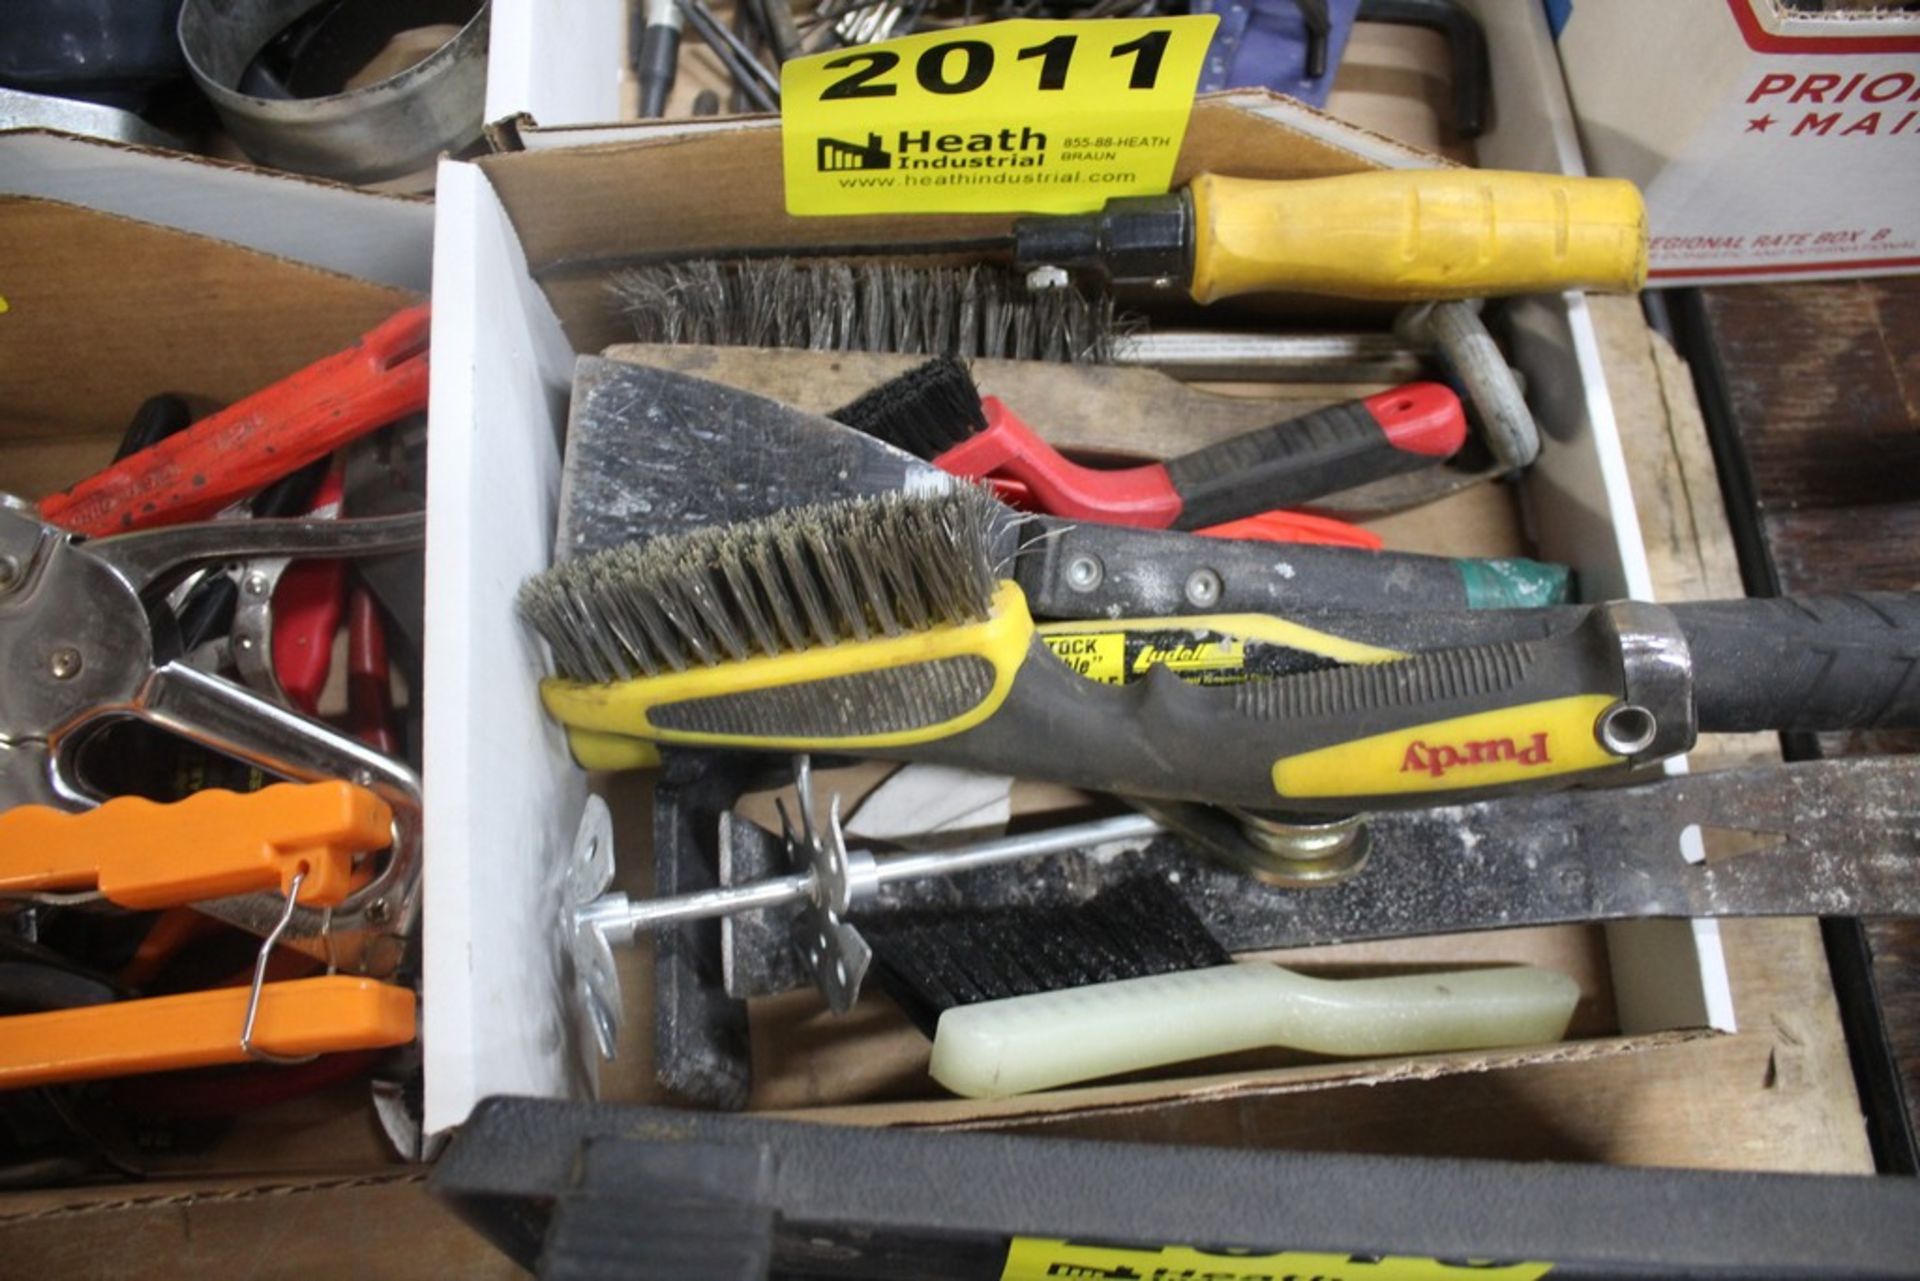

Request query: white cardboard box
[
  {"left": 420, "top": 0, "right": 1733, "bottom": 1135},
  {"left": 1557, "top": 0, "right": 1920, "bottom": 284}
]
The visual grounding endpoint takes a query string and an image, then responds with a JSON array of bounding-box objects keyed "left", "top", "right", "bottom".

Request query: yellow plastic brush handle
[
  {"left": 1186, "top": 170, "right": 1648, "bottom": 303},
  {"left": 544, "top": 580, "right": 1036, "bottom": 761}
]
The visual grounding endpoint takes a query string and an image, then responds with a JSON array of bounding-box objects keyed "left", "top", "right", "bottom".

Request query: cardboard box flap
[
  {"left": 1558, "top": 0, "right": 1920, "bottom": 283},
  {"left": 779, "top": 1029, "right": 1711, "bottom": 1130},
  {"left": 474, "top": 90, "right": 1452, "bottom": 353},
  {"left": 0, "top": 196, "right": 416, "bottom": 471},
  {"left": 0, "top": 131, "right": 433, "bottom": 294}
]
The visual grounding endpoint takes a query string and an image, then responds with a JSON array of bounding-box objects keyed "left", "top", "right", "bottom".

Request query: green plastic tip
[{"left": 1456, "top": 557, "right": 1575, "bottom": 610}]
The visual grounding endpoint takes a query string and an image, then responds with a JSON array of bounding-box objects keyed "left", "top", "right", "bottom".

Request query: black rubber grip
[
  {"left": 636, "top": 23, "right": 681, "bottom": 118},
  {"left": 1162, "top": 400, "right": 1431, "bottom": 529},
  {"left": 1680, "top": 594, "right": 1920, "bottom": 733},
  {"left": 114, "top": 394, "right": 194, "bottom": 462},
  {"left": 250, "top": 454, "right": 331, "bottom": 518}
]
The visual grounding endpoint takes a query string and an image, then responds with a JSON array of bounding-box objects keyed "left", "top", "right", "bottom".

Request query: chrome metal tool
[
  {"left": 722, "top": 754, "right": 1920, "bottom": 998},
  {"left": 0, "top": 496, "right": 424, "bottom": 974},
  {"left": 559, "top": 756, "right": 1165, "bottom": 1058}
]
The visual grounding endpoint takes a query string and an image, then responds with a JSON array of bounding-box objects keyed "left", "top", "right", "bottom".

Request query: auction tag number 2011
[{"left": 780, "top": 16, "right": 1215, "bottom": 216}]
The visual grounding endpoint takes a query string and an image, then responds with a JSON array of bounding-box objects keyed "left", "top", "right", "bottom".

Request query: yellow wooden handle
[{"left": 1187, "top": 169, "right": 1648, "bottom": 303}]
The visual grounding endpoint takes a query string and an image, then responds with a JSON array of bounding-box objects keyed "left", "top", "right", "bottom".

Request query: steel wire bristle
[
  {"left": 520, "top": 488, "right": 1006, "bottom": 683},
  {"left": 609, "top": 259, "right": 1126, "bottom": 363}
]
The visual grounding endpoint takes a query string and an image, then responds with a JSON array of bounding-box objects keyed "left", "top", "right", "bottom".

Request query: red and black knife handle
[{"left": 1162, "top": 382, "right": 1465, "bottom": 530}]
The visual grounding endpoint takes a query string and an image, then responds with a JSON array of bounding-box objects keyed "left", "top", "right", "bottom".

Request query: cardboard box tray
[{"left": 421, "top": 74, "right": 1732, "bottom": 1143}]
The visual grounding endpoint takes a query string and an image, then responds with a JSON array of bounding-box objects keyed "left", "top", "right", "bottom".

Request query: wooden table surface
[{"left": 1680, "top": 279, "right": 1920, "bottom": 1165}]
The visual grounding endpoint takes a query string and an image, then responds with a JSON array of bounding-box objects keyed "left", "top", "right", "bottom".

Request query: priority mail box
[{"left": 1556, "top": 0, "right": 1920, "bottom": 284}]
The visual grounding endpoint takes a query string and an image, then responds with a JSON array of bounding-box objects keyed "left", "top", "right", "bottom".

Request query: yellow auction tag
[
  {"left": 780, "top": 16, "right": 1216, "bottom": 217},
  {"left": 1001, "top": 1238, "right": 1554, "bottom": 1281}
]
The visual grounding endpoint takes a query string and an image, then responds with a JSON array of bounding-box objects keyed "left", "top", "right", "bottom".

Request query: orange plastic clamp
[
  {"left": 0, "top": 976, "right": 417, "bottom": 1089},
  {"left": 0, "top": 781, "right": 392, "bottom": 910}
]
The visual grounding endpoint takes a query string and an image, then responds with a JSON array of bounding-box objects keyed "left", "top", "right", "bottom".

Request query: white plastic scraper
[{"left": 928, "top": 962, "right": 1580, "bottom": 1099}]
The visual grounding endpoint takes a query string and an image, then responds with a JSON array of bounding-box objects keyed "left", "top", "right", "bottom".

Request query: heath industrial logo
[
  {"left": 817, "top": 127, "right": 1055, "bottom": 174},
  {"left": 894, "top": 126, "right": 1050, "bottom": 171},
  {"left": 817, "top": 132, "right": 892, "bottom": 171}
]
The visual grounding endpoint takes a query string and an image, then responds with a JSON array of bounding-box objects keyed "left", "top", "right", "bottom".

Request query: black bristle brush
[
  {"left": 859, "top": 876, "right": 1229, "bottom": 1040},
  {"left": 859, "top": 876, "right": 1579, "bottom": 1099}
]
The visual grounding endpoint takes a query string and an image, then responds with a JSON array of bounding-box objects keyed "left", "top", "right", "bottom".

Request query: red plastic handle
[
  {"left": 950, "top": 402, "right": 1381, "bottom": 547},
  {"left": 345, "top": 585, "right": 399, "bottom": 756},
  {"left": 1363, "top": 382, "right": 1467, "bottom": 457},
  {"left": 1198, "top": 510, "right": 1384, "bottom": 549},
  {"left": 272, "top": 559, "right": 349, "bottom": 714},
  {"left": 937, "top": 398, "right": 1185, "bottom": 527},
  {"left": 270, "top": 468, "right": 349, "bottom": 715},
  {"left": 39, "top": 305, "right": 430, "bottom": 538}
]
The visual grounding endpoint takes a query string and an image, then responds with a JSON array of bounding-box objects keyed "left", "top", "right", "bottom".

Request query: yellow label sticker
[
  {"left": 1269, "top": 695, "right": 1622, "bottom": 800},
  {"left": 1001, "top": 1238, "right": 1553, "bottom": 1281},
  {"left": 1042, "top": 630, "right": 1127, "bottom": 683},
  {"left": 1129, "top": 635, "right": 1245, "bottom": 679},
  {"left": 1040, "top": 617, "right": 1407, "bottom": 688},
  {"left": 780, "top": 16, "right": 1216, "bottom": 216},
  {"left": 1042, "top": 629, "right": 1247, "bottom": 685}
]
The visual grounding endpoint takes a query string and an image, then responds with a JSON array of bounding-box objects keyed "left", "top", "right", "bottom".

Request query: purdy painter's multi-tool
[
  {"left": 521, "top": 483, "right": 1920, "bottom": 816},
  {"left": 526, "top": 356, "right": 1920, "bottom": 892}
]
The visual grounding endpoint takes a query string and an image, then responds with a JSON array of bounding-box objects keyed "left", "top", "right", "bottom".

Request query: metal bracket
[
  {"left": 564, "top": 795, "right": 623, "bottom": 1066},
  {"left": 1598, "top": 600, "right": 1697, "bottom": 765},
  {"left": 778, "top": 757, "right": 873, "bottom": 1015}
]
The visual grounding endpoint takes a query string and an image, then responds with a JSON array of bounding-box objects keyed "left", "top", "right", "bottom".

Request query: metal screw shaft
[{"left": 583, "top": 812, "right": 1165, "bottom": 947}]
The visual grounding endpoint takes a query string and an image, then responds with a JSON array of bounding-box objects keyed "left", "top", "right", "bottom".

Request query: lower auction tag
[
  {"left": 1000, "top": 1238, "right": 1553, "bottom": 1281},
  {"left": 780, "top": 16, "right": 1216, "bottom": 217}
]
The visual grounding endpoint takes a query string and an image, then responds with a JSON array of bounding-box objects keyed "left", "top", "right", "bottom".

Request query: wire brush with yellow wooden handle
[
  {"left": 612, "top": 169, "right": 1647, "bottom": 307},
  {"left": 1013, "top": 168, "right": 1649, "bottom": 302}
]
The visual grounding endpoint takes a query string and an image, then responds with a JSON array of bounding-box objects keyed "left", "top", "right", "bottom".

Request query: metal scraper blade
[
  {"left": 555, "top": 355, "right": 951, "bottom": 557},
  {"left": 721, "top": 756, "right": 1920, "bottom": 998}
]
